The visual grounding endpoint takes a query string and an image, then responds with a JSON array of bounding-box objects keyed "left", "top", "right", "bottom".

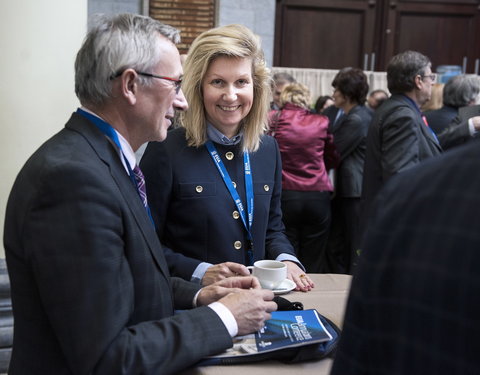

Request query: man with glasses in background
[
  {"left": 361, "top": 50, "right": 442, "bottom": 228},
  {"left": 3, "top": 13, "right": 276, "bottom": 375}
]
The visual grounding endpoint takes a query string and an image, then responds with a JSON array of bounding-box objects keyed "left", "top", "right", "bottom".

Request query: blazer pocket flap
[{"left": 176, "top": 182, "right": 216, "bottom": 198}]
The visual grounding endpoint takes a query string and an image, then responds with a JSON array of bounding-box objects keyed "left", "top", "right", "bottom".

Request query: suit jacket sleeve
[
  {"left": 437, "top": 118, "right": 471, "bottom": 150},
  {"left": 333, "top": 112, "right": 367, "bottom": 162},
  {"left": 16, "top": 155, "right": 231, "bottom": 374}
]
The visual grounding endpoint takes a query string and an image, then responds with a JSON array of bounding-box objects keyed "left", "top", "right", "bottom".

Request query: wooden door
[
  {"left": 274, "top": 0, "right": 381, "bottom": 70},
  {"left": 382, "top": 0, "right": 480, "bottom": 73}
]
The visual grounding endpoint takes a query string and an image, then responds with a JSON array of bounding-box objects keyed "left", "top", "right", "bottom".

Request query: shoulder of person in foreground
[{"left": 333, "top": 138, "right": 480, "bottom": 374}]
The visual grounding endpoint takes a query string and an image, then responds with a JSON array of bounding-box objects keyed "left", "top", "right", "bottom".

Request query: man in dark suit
[
  {"left": 423, "top": 74, "right": 480, "bottom": 150},
  {"left": 437, "top": 103, "right": 480, "bottom": 150},
  {"left": 362, "top": 50, "right": 442, "bottom": 220},
  {"left": 3, "top": 14, "right": 276, "bottom": 374},
  {"left": 425, "top": 74, "right": 480, "bottom": 136},
  {"left": 331, "top": 137, "right": 480, "bottom": 375}
]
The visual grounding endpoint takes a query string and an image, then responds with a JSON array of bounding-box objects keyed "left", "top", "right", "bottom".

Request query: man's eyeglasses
[
  {"left": 111, "top": 70, "right": 182, "bottom": 94},
  {"left": 420, "top": 74, "right": 437, "bottom": 82},
  {"left": 137, "top": 72, "right": 182, "bottom": 94}
]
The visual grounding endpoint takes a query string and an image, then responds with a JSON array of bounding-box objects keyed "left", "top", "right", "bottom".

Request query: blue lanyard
[
  {"left": 205, "top": 140, "right": 254, "bottom": 265},
  {"left": 76, "top": 108, "right": 153, "bottom": 221}
]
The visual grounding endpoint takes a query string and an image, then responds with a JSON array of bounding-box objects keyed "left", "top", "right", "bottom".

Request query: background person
[
  {"left": 271, "top": 72, "right": 296, "bottom": 110},
  {"left": 366, "top": 89, "right": 389, "bottom": 110},
  {"left": 327, "top": 68, "right": 372, "bottom": 273},
  {"left": 268, "top": 83, "right": 339, "bottom": 273},
  {"left": 314, "top": 95, "right": 335, "bottom": 114},
  {"left": 425, "top": 75, "right": 480, "bottom": 135},
  {"left": 429, "top": 74, "right": 480, "bottom": 150},
  {"left": 3, "top": 14, "right": 276, "bottom": 375},
  {"left": 141, "top": 24, "right": 314, "bottom": 291},
  {"left": 362, "top": 50, "right": 442, "bottom": 223}
]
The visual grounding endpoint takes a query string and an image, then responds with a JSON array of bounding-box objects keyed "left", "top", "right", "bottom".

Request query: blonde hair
[
  {"left": 421, "top": 83, "right": 444, "bottom": 112},
  {"left": 181, "top": 24, "right": 271, "bottom": 152},
  {"left": 279, "top": 83, "right": 311, "bottom": 109}
]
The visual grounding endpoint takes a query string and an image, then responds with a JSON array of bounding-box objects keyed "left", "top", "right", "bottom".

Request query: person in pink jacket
[{"left": 268, "top": 83, "right": 339, "bottom": 272}]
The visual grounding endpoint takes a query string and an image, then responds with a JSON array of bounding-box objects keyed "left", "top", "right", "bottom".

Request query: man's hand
[
  {"left": 471, "top": 116, "right": 480, "bottom": 131},
  {"left": 219, "top": 289, "right": 277, "bottom": 335},
  {"left": 197, "top": 276, "right": 261, "bottom": 306},
  {"left": 201, "top": 262, "right": 250, "bottom": 286},
  {"left": 197, "top": 276, "right": 277, "bottom": 335}
]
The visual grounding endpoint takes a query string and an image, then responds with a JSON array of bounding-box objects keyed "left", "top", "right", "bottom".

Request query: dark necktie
[{"left": 132, "top": 165, "right": 148, "bottom": 208}]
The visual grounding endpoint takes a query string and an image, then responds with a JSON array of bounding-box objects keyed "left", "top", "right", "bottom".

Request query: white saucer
[{"left": 272, "top": 279, "right": 296, "bottom": 295}]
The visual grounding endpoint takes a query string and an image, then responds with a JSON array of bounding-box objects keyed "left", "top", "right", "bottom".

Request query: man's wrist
[
  {"left": 208, "top": 301, "right": 238, "bottom": 337},
  {"left": 191, "top": 262, "right": 213, "bottom": 284}
]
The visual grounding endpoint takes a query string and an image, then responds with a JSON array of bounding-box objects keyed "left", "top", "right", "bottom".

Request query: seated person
[{"left": 3, "top": 14, "right": 277, "bottom": 374}]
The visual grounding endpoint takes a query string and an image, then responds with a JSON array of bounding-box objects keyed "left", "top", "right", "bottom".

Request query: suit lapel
[
  {"left": 419, "top": 114, "right": 442, "bottom": 150},
  {"left": 396, "top": 95, "right": 442, "bottom": 152},
  {"left": 65, "top": 113, "right": 171, "bottom": 279}
]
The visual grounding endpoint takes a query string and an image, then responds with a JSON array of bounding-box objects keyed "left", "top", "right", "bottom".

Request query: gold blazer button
[
  {"left": 234, "top": 241, "right": 242, "bottom": 250},
  {"left": 232, "top": 211, "right": 240, "bottom": 219},
  {"left": 264, "top": 184, "right": 270, "bottom": 192},
  {"left": 225, "top": 151, "right": 234, "bottom": 160},
  {"left": 195, "top": 185, "right": 203, "bottom": 193},
  {"left": 232, "top": 181, "right": 237, "bottom": 189}
]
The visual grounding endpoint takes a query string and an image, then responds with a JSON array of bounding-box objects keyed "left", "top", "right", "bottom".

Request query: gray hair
[
  {"left": 387, "top": 50, "right": 431, "bottom": 94},
  {"left": 443, "top": 74, "right": 480, "bottom": 108},
  {"left": 272, "top": 72, "right": 296, "bottom": 88},
  {"left": 75, "top": 13, "right": 180, "bottom": 106}
]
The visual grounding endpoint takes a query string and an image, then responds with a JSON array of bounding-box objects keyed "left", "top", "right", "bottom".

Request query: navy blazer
[
  {"left": 4, "top": 113, "right": 231, "bottom": 374},
  {"left": 332, "top": 138, "right": 480, "bottom": 374},
  {"left": 141, "top": 127, "right": 295, "bottom": 281}
]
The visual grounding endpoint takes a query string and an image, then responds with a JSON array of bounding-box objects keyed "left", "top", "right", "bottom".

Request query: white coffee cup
[{"left": 247, "top": 260, "right": 287, "bottom": 290}]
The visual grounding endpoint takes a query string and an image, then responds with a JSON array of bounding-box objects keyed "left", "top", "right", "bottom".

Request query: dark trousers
[
  {"left": 281, "top": 190, "right": 332, "bottom": 273},
  {"left": 325, "top": 196, "right": 362, "bottom": 274}
]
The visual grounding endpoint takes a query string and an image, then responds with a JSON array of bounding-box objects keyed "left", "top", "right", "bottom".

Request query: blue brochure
[{"left": 200, "top": 309, "right": 333, "bottom": 363}]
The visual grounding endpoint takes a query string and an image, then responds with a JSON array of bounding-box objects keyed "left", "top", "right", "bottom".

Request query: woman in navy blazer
[{"left": 141, "top": 24, "right": 314, "bottom": 291}]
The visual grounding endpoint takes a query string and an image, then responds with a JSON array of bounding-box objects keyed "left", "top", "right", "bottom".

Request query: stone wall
[
  {"left": 88, "top": 0, "right": 142, "bottom": 17},
  {"left": 87, "top": 0, "right": 276, "bottom": 66},
  {"left": 216, "top": 0, "right": 275, "bottom": 67}
]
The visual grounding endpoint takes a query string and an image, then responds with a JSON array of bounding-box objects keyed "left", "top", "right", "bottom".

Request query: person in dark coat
[
  {"left": 328, "top": 68, "right": 372, "bottom": 273},
  {"left": 425, "top": 74, "right": 480, "bottom": 137},
  {"left": 362, "top": 50, "right": 442, "bottom": 224},
  {"left": 3, "top": 14, "right": 276, "bottom": 375},
  {"left": 331, "top": 137, "right": 480, "bottom": 375}
]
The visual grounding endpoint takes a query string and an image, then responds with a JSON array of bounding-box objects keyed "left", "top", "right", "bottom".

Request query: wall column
[{"left": 0, "top": 0, "right": 87, "bottom": 257}]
